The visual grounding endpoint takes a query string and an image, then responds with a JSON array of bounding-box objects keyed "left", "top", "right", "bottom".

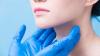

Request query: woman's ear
[{"left": 85, "top": 0, "right": 99, "bottom": 6}]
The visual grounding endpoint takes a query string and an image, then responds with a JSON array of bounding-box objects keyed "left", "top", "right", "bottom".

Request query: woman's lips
[{"left": 34, "top": 8, "right": 50, "bottom": 17}]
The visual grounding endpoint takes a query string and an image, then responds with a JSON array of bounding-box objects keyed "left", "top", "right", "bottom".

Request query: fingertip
[
  {"left": 15, "top": 24, "right": 26, "bottom": 43},
  {"left": 19, "top": 24, "right": 26, "bottom": 37},
  {"left": 43, "top": 32, "right": 56, "bottom": 47},
  {"left": 32, "top": 27, "right": 46, "bottom": 39},
  {"left": 69, "top": 25, "right": 80, "bottom": 36},
  {"left": 46, "top": 27, "right": 55, "bottom": 33}
]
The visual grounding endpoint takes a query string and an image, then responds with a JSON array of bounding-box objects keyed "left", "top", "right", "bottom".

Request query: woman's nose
[{"left": 34, "top": 0, "right": 47, "bottom": 2}]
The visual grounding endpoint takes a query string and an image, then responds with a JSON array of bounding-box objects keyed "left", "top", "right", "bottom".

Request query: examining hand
[{"left": 8, "top": 25, "right": 56, "bottom": 56}]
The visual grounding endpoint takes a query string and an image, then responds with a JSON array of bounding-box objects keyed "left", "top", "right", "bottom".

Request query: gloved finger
[
  {"left": 56, "top": 28, "right": 80, "bottom": 56},
  {"left": 24, "top": 39, "right": 41, "bottom": 56},
  {"left": 8, "top": 25, "right": 26, "bottom": 56},
  {"left": 42, "top": 31, "right": 56, "bottom": 48},
  {"left": 51, "top": 39, "right": 57, "bottom": 44},
  {"left": 35, "top": 25, "right": 80, "bottom": 56},
  {"left": 24, "top": 29, "right": 56, "bottom": 54},
  {"left": 23, "top": 28, "right": 48, "bottom": 54},
  {"left": 54, "top": 25, "right": 80, "bottom": 55},
  {"left": 31, "top": 28, "right": 46, "bottom": 40},
  {"left": 13, "top": 24, "right": 26, "bottom": 43},
  {"left": 38, "top": 28, "right": 55, "bottom": 44}
]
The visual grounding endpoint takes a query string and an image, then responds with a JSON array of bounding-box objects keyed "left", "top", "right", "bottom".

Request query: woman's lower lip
[
  {"left": 33, "top": 8, "right": 50, "bottom": 17},
  {"left": 34, "top": 8, "right": 50, "bottom": 13}
]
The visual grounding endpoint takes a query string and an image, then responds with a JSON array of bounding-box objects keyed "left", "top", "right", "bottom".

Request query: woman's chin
[{"left": 36, "top": 22, "right": 53, "bottom": 29}]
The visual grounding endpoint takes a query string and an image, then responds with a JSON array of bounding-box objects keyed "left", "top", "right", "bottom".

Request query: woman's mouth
[{"left": 34, "top": 8, "right": 50, "bottom": 17}]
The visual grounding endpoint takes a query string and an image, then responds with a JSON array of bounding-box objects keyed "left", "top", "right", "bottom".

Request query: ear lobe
[{"left": 85, "top": 0, "right": 99, "bottom": 6}]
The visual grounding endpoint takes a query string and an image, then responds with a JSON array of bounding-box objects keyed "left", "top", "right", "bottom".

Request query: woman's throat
[{"left": 54, "top": 22, "right": 74, "bottom": 40}]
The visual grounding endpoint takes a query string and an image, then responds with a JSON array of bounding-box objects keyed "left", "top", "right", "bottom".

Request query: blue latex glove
[
  {"left": 8, "top": 25, "right": 56, "bottom": 56},
  {"left": 9, "top": 25, "right": 80, "bottom": 56},
  {"left": 35, "top": 25, "right": 80, "bottom": 56}
]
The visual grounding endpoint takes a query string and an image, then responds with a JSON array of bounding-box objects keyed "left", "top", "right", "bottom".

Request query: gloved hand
[
  {"left": 35, "top": 25, "right": 80, "bottom": 56},
  {"left": 8, "top": 24, "right": 56, "bottom": 56}
]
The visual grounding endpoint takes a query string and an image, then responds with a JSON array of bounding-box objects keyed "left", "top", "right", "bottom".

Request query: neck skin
[{"left": 54, "top": 6, "right": 96, "bottom": 56}]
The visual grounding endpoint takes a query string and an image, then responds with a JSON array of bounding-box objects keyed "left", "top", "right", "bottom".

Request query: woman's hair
[{"left": 92, "top": 0, "right": 100, "bottom": 16}]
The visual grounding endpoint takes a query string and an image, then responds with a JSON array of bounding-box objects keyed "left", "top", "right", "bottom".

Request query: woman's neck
[
  {"left": 54, "top": 15, "right": 95, "bottom": 43},
  {"left": 54, "top": 22, "right": 73, "bottom": 40},
  {"left": 54, "top": 7, "right": 96, "bottom": 56},
  {"left": 54, "top": 9, "right": 95, "bottom": 40}
]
